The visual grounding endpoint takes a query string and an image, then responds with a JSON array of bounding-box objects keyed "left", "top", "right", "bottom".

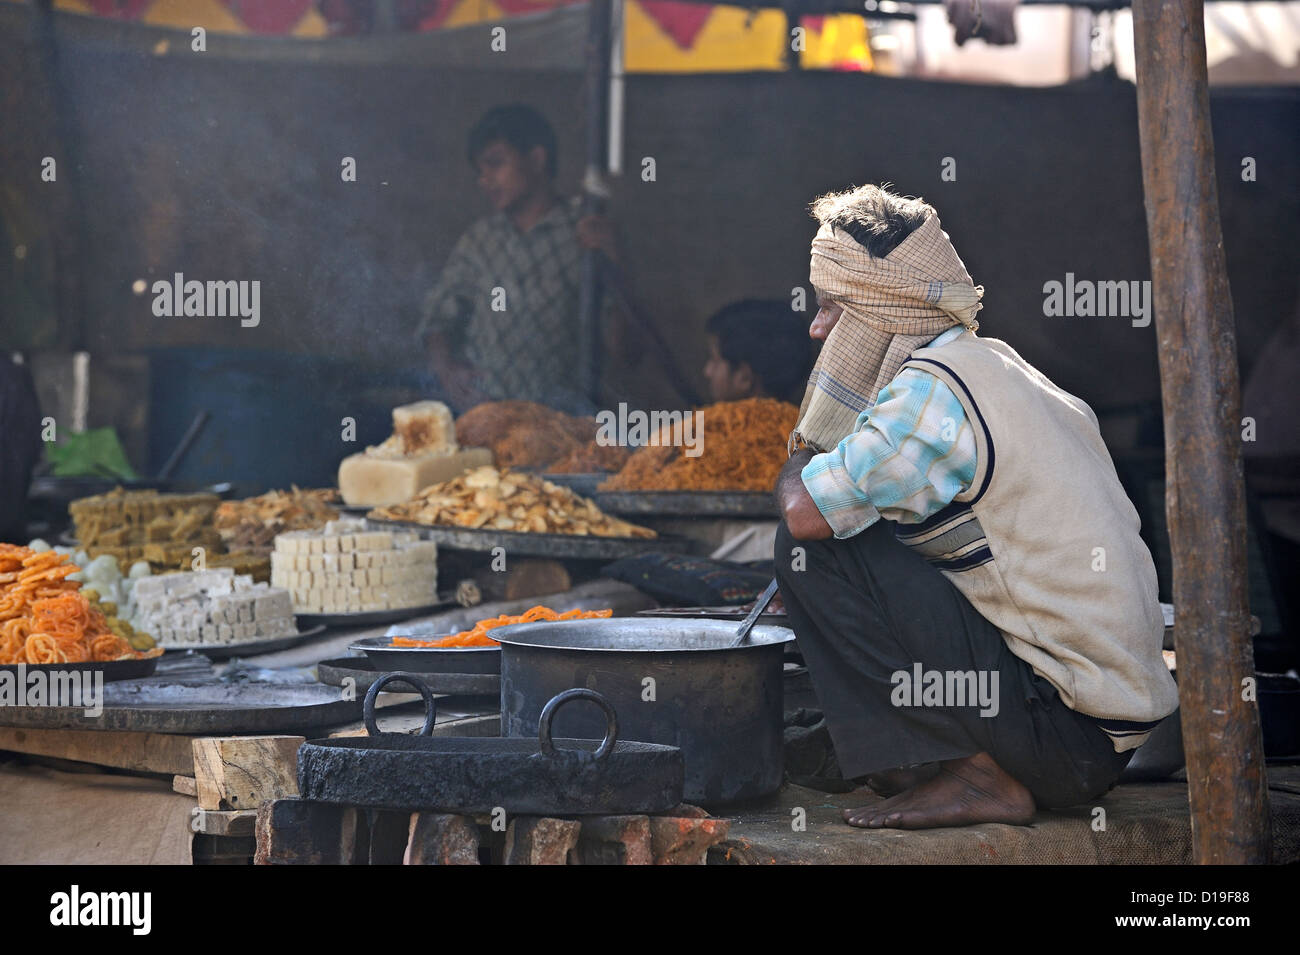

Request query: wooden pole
[
  {"left": 579, "top": 0, "right": 613, "bottom": 406},
  {"left": 29, "top": 0, "right": 88, "bottom": 351},
  {"left": 1130, "top": 0, "right": 1271, "bottom": 863}
]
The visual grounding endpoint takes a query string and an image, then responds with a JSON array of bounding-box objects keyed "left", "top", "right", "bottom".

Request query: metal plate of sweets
[
  {"left": 0, "top": 655, "right": 159, "bottom": 684},
  {"left": 297, "top": 681, "right": 683, "bottom": 815},
  {"left": 294, "top": 598, "right": 455, "bottom": 629},
  {"left": 364, "top": 518, "right": 692, "bottom": 560},
  {"left": 348, "top": 636, "right": 500, "bottom": 676},
  {"left": 594, "top": 490, "right": 779, "bottom": 518},
  {"left": 156, "top": 624, "right": 328, "bottom": 659}
]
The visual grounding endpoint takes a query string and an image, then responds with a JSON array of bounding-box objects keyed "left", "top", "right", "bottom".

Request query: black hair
[
  {"left": 809, "top": 183, "right": 934, "bottom": 258},
  {"left": 707, "top": 300, "right": 814, "bottom": 403},
  {"left": 467, "top": 104, "right": 558, "bottom": 180}
]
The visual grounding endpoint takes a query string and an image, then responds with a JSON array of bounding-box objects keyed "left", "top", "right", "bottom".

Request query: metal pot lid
[{"left": 491, "top": 616, "right": 795, "bottom": 653}]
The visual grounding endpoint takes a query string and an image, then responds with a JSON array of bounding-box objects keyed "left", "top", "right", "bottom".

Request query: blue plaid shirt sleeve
[{"left": 799, "top": 368, "right": 978, "bottom": 539}]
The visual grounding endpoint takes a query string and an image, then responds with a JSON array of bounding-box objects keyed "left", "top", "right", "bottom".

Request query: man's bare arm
[{"left": 778, "top": 448, "right": 833, "bottom": 540}]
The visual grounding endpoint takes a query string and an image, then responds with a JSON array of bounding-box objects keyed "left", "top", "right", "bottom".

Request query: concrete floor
[{"left": 708, "top": 765, "right": 1300, "bottom": 865}]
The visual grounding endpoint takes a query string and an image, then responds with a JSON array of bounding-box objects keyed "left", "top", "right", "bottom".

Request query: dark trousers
[{"left": 774, "top": 520, "right": 1132, "bottom": 809}]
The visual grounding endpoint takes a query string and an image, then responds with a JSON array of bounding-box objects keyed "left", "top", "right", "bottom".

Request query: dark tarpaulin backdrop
[{"left": 1, "top": 8, "right": 1297, "bottom": 491}]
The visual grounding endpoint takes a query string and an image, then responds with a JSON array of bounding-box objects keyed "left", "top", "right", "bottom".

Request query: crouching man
[{"left": 775, "top": 184, "right": 1178, "bottom": 830}]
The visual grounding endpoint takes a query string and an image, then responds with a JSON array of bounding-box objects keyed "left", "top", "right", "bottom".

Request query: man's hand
[
  {"left": 778, "top": 448, "right": 834, "bottom": 540},
  {"left": 577, "top": 213, "right": 619, "bottom": 264}
]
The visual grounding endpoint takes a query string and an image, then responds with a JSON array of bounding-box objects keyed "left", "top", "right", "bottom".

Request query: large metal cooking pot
[{"left": 495, "top": 618, "right": 795, "bottom": 805}]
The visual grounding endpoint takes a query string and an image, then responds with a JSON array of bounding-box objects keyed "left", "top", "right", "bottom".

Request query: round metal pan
[
  {"left": 594, "top": 490, "right": 778, "bottom": 518},
  {"left": 0, "top": 655, "right": 159, "bottom": 683},
  {"left": 364, "top": 518, "right": 681, "bottom": 560},
  {"left": 157, "top": 624, "right": 328, "bottom": 659},
  {"left": 349, "top": 636, "right": 500, "bottom": 675},
  {"left": 635, "top": 606, "right": 787, "bottom": 623},
  {"left": 298, "top": 680, "right": 683, "bottom": 815},
  {"left": 0, "top": 680, "right": 361, "bottom": 733},
  {"left": 295, "top": 600, "right": 453, "bottom": 629},
  {"left": 316, "top": 657, "right": 499, "bottom": 696}
]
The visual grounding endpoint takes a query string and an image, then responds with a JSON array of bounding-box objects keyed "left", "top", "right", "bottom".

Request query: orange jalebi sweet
[
  {"left": 391, "top": 605, "right": 614, "bottom": 648},
  {"left": 0, "top": 547, "right": 161, "bottom": 664}
]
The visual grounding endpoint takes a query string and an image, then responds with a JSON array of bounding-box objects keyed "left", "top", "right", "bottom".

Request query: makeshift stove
[
  {"left": 258, "top": 677, "right": 730, "bottom": 865},
  {"left": 254, "top": 800, "right": 731, "bottom": 866}
]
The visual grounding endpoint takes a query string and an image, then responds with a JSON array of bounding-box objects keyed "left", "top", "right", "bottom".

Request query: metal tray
[
  {"left": 539, "top": 473, "right": 610, "bottom": 497},
  {"left": 0, "top": 655, "right": 159, "bottom": 683},
  {"left": 0, "top": 680, "right": 361, "bottom": 733},
  {"left": 349, "top": 636, "right": 500, "bottom": 675},
  {"left": 366, "top": 518, "right": 679, "bottom": 560},
  {"left": 157, "top": 624, "right": 328, "bottom": 659},
  {"left": 295, "top": 600, "right": 453, "bottom": 629},
  {"left": 298, "top": 682, "right": 683, "bottom": 815},
  {"left": 594, "top": 490, "right": 778, "bottom": 518},
  {"left": 317, "top": 657, "right": 499, "bottom": 696},
  {"left": 636, "top": 606, "right": 787, "bottom": 622}
]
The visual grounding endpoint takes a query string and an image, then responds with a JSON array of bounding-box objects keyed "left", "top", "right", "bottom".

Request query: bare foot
[
  {"left": 843, "top": 752, "right": 1035, "bottom": 829},
  {"left": 864, "top": 763, "right": 940, "bottom": 798}
]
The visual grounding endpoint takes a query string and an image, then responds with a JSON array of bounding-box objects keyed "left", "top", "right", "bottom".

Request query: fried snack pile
[
  {"left": 391, "top": 605, "right": 613, "bottom": 648},
  {"left": 455, "top": 401, "right": 630, "bottom": 473},
  {"left": 370, "top": 466, "right": 655, "bottom": 538},
  {"left": 0, "top": 545, "right": 162, "bottom": 664},
  {"left": 214, "top": 486, "right": 341, "bottom": 553},
  {"left": 599, "top": 397, "right": 799, "bottom": 492}
]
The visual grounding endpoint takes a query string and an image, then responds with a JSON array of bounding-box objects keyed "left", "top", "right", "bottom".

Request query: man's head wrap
[{"left": 791, "top": 211, "right": 983, "bottom": 453}]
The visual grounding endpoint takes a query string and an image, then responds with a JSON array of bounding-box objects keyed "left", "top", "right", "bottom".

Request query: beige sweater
[{"left": 899, "top": 331, "right": 1179, "bottom": 751}]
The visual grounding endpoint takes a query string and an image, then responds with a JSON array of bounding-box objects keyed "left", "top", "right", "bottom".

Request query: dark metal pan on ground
[{"left": 297, "top": 679, "right": 683, "bottom": 815}]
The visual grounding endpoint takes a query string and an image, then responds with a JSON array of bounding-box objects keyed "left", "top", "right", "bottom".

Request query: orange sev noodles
[
  {"left": 598, "top": 397, "right": 799, "bottom": 493},
  {"left": 391, "top": 605, "right": 614, "bottom": 648},
  {"left": 0, "top": 544, "right": 161, "bottom": 664}
]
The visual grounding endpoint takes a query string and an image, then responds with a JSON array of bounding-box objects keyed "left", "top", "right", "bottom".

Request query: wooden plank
[
  {"left": 0, "top": 725, "right": 195, "bottom": 775},
  {"left": 192, "top": 736, "right": 303, "bottom": 811},
  {"left": 193, "top": 808, "right": 258, "bottom": 838},
  {"left": 172, "top": 775, "right": 197, "bottom": 797}
]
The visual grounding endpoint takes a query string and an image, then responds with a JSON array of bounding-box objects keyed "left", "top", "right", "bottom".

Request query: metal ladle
[{"left": 730, "top": 578, "right": 780, "bottom": 648}]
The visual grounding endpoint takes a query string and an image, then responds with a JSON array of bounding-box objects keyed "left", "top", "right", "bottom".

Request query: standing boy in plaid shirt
[{"left": 417, "top": 104, "right": 624, "bottom": 413}]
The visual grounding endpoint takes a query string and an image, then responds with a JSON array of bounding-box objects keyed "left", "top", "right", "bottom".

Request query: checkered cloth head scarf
[{"left": 790, "top": 212, "right": 983, "bottom": 453}]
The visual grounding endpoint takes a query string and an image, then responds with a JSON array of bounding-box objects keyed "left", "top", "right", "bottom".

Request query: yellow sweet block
[{"left": 337, "top": 447, "right": 494, "bottom": 508}]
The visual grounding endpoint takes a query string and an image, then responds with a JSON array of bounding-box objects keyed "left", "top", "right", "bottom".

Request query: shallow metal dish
[{"left": 349, "top": 636, "right": 500, "bottom": 675}]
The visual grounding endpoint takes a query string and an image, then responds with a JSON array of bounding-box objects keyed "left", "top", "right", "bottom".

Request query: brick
[
  {"left": 254, "top": 799, "right": 358, "bottom": 865},
  {"left": 406, "top": 813, "right": 481, "bottom": 865},
  {"left": 575, "top": 815, "right": 652, "bottom": 866},
  {"left": 504, "top": 817, "right": 581, "bottom": 866},
  {"left": 649, "top": 816, "right": 732, "bottom": 865}
]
